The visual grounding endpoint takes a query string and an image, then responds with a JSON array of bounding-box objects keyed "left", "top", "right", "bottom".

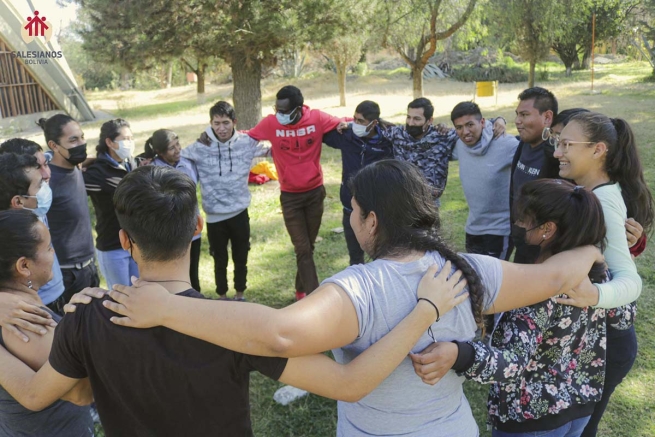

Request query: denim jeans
[
  {"left": 96, "top": 248, "right": 139, "bottom": 290},
  {"left": 493, "top": 416, "right": 591, "bottom": 437}
]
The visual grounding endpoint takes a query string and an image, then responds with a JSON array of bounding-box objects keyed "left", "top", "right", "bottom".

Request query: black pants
[
  {"left": 61, "top": 262, "right": 100, "bottom": 304},
  {"left": 465, "top": 233, "right": 513, "bottom": 261},
  {"left": 343, "top": 208, "right": 365, "bottom": 265},
  {"left": 189, "top": 238, "right": 202, "bottom": 292},
  {"left": 46, "top": 294, "right": 67, "bottom": 317},
  {"left": 206, "top": 209, "right": 250, "bottom": 296},
  {"left": 280, "top": 186, "right": 326, "bottom": 294},
  {"left": 581, "top": 326, "right": 638, "bottom": 437},
  {"left": 466, "top": 234, "right": 513, "bottom": 333}
]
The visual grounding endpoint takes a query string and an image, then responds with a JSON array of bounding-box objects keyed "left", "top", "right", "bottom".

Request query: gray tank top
[{"left": 0, "top": 308, "right": 94, "bottom": 437}]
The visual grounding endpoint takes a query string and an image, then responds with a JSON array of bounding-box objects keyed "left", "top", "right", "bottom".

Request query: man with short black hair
[
  {"left": 323, "top": 100, "right": 393, "bottom": 265},
  {"left": 184, "top": 101, "right": 270, "bottom": 301},
  {"left": 0, "top": 146, "right": 66, "bottom": 314},
  {"left": 449, "top": 102, "right": 518, "bottom": 261},
  {"left": 510, "top": 87, "right": 558, "bottom": 263},
  {"left": 248, "top": 85, "right": 344, "bottom": 300},
  {"left": 382, "top": 98, "right": 506, "bottom": 205}
]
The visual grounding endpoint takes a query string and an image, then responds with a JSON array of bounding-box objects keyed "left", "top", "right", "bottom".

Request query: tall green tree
[
  {"left": 636, "top": 0, "right": 655, "bottom": 75},
  {"left": 382, "top": 0, "right": 478, "bottom": 98},
  {"left": 490, "top": 0, "right": 564, "bottom": 87},
  {"left": 551, "top": 0, "right": 637, "bottom": 76}
]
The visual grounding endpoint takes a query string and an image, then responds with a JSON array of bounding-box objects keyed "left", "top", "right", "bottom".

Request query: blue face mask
[
  {"left": 23, "top": 183, "right": 53, "bottom": 217},
  {"left": 276, "top": 107, "right": 299, "bottom": 125}
]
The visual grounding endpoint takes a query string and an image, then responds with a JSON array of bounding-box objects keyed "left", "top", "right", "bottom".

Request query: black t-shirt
[
  {"left": 47, "top": 164, "right": 95, "bottom": 265},
  {"left": 49, "top": 289, "right": 288, "bottom": 437},
  {"left": 511, "top": 141, "right": 545, "bottom": 202},
  {"left": 83, "top": 154, "right": 130, "bottom": 251}
]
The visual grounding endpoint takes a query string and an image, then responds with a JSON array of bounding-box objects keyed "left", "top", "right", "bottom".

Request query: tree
[
  {"left": 636, "top": 0, "right": 655, "bottom": 76},
  {"left": 491, "top": 0, "right": 564, "bottom": 87},
  {"left": 552, "top": 0, "right": 637, "bottom": 76},
  {"left": 383, "top": 0, "right": 477, "bottom": 98},
  {"left": 322, "top": 36, "right": 366, "bottom": 106}
]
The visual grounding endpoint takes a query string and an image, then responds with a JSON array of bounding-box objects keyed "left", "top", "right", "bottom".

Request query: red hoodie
[{"left": 248, "top": 105, "right": 340, "bottom": 193}]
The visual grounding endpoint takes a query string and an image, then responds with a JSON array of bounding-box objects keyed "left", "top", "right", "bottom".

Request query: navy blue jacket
[{"left": 323, "top": 127, "right": 394, "bottom": 210}]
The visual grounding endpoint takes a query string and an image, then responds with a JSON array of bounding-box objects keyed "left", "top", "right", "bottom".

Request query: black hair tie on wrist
[{"left": 418, "top": 297, "right": 441, "bottom": 322}]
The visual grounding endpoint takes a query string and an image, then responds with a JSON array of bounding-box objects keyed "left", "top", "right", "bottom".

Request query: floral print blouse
[{"left": 461, "top": 294, "right": 635, "bottom": 427}]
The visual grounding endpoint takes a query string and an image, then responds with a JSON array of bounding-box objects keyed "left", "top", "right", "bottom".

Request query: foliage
[
  {"left": 634, "top": 0, "right": 655, "bottom": 75},
  {"left": 450, "top": 64, "right": 528, "bottom": 83},
  {"left": 488, "top": 0, "right": 564, "bottom": 87},
  {"left": 551, "top": 0, "right": 638, "bottom": 75},
  {"left": 381, "top": 0, "right": 478, "bottom": 97}
]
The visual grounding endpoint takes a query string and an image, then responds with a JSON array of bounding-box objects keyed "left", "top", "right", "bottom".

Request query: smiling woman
[{"left": 554, "top": 111, "right": 655, "bottom": 436}]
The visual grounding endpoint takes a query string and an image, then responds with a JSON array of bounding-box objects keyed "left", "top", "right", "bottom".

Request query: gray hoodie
[
  {"left": 181, "top": 128, "right": 270, "bottom": 223},
  {"left": 451, "top": 122, "right": 519, "bottom": 236}
]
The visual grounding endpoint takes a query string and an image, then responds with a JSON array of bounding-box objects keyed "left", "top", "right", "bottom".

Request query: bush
[
  {"left": 450, "top": 65, "right": 528, "bottom": 83},
  {"left": 354, "top": 62, "right": 368, "bottom": 76}
]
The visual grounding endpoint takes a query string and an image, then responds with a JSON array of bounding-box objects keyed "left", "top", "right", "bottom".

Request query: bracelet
[{"left": 417, "top": 297, "right": 441, "bottom": 322}]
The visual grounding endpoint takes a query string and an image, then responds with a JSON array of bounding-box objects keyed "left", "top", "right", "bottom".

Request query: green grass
[{"left": 86, "top": 62, "right": 655, "bottom": 436}]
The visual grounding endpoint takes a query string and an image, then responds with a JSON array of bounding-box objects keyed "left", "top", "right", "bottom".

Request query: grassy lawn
[{"left": 71, "top": 61, "right": 655, "bottom": 436}]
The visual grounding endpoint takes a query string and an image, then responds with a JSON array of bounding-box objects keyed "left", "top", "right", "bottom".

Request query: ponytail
[
  {"left": 609, "top": 118, "right": 654, "bottom": 235},
  {"left": 143, "top": 137, "right": 157, "bottom": 159}
]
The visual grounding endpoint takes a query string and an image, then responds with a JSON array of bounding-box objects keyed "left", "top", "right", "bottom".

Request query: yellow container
[{"left": 476, "top": 81, "right": 496, "bottom": 97}]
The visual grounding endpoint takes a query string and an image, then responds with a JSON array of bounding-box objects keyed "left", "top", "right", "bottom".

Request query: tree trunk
[
  {"left": 412, "top": 63, "right": 424, "bottom": 99},
  {"left": 528, "top": 60, "right": 536, "bottom": 88},
  {"left": 231, "top": 58, "right": 262, "bottom": 130},
  {"left": 166, "top": 62, "right": 173, "bottom": 88},
  {"left": 573, "top": 57, "right": 581, "bottom": 70},
  {"left": 337, "top": 63, "right": 347, "bottom": 107},
  {"left": 196, "top": 64, "right": 206, "bottom": 94},
  {"left": 581, "top": 48, "right": 592, "bottom": 70}
]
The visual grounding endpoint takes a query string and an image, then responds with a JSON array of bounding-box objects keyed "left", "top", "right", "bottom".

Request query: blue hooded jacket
[{"left": 323, "top": 126, "right": 393, "bottom": 210}]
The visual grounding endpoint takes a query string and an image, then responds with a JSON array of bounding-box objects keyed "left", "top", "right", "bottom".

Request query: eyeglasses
[
  {"left": 554, "top": 139, "right": 596, "bottom": 153},
  {"left": 542, "top": 127, "right": 559, "bottom": 147}
]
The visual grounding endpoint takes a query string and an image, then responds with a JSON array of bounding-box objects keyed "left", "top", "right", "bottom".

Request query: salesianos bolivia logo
[{"left": 21, "top": 10, "right": 53, "bottom": 44}]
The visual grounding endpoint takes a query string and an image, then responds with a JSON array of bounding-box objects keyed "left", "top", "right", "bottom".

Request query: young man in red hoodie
[{"left": 248, "top": 86, "right": 342, "bottom": 300}]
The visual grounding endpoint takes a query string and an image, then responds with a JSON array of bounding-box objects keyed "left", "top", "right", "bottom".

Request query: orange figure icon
[{"left": 25, "top": 11, "right": 49, "bottom": 37}]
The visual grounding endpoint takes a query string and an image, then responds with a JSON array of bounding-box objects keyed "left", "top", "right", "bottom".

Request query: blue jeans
[
  {"left": 493, "top": 416, "right": 591, "bottom": 437},
  {"left": 96, "top": 249, "right": 139, "bottom": 290}
]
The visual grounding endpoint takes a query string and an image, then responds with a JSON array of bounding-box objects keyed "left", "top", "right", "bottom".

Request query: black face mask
[
  {"left": 511, "top": 223, "right": 545, "bottom": 264},
  {"left": 61, "top": 143, "right": 88, "bottom": 166},
  {"left": 405, "top": 124, "right": 426, "bottom": 138}
]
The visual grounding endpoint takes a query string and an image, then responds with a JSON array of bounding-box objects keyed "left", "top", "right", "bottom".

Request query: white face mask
[
  {"left": 351, "top": 120, "right": 374, "bottom": 137},
  {"left": 275, "top": 107, "right": 299, "bottom": 126},
  {"left": 22, "top": 182, "right": 53, "bottom": 217},
  {"left": 116, "top": 140, "right": 135, "bottom": 160}
]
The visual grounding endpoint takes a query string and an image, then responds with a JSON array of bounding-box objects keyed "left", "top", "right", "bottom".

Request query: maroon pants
[{"left": 280, "top": 185, "right": 326, "bottom": 293}]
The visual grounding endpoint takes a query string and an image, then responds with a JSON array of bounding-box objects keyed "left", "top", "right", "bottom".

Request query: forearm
[
  {"left": 281, "top": 302, "right": 436, "bottom": 402},
  {"left": 0, "top": 346, "right": 49, "bottom": 410},
  {"left": 60, "top": 378, "right": 93, "bottom": 406},
  {"left": 463, "top": 340, "right": 530, "bottom": 384},
  {"left": 161, "top": 296, "right": 293, "bottom": 356},
  {"left": 595, "top": 274, "right": 642, "bottom": 308},
  {"left": 161, "top": 286, "right": 357, "bottom": 358}
]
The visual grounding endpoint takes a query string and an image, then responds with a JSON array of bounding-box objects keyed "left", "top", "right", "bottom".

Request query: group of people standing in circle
[{"left": 0, "top": 83, "right": 651, "bottom": 437}]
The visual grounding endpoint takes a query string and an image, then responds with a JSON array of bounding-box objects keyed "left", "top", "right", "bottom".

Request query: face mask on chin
[
  {"left": 511, "top": 223, "right": 545, "bottom": 264},
  {"left": 60, "top": 143, "right": 87, "bottom": 166}
]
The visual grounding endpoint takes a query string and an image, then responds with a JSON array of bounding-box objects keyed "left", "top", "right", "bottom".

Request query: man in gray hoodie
[
  {"left": 182, "top": 101, "right": 269, "bottom": 301},
  {"left": 450, "top": 102, "right": 519, "bottom": 261}
]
